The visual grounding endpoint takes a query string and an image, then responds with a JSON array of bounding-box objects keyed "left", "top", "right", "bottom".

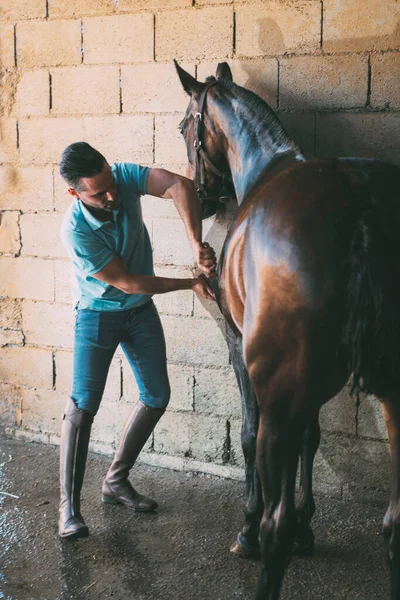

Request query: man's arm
[
  {"left": 146, "top": 168, "right": 217, "bottom": 276},
  {"left": 93, "top": 255, "right": 214, "bottom": 300}
]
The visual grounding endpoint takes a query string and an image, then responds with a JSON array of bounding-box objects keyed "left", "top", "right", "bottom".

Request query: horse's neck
[{"left": 217, "top": 99, "right": 304, "bottom": 203}]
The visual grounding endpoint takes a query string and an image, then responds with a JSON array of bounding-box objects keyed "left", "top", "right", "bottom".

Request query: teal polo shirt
[{"left": 61, "top": 162, "right": 153, "bottom": 311}]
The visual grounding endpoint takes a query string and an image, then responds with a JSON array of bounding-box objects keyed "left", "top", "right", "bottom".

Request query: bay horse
[{"left": 175, "top": 61, "right": 400, "bottom": 599}]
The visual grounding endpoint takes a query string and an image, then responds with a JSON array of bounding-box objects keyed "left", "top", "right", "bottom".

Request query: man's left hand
[{"left": 193, "top": 241, "right": 217, "bottom": 278}]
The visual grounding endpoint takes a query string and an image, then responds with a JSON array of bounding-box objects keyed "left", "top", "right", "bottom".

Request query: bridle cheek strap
[{"left": 193, "top": 81, "right": 235, "bottom": 204}]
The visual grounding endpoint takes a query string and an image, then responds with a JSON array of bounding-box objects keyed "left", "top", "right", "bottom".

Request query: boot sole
[
  {"left": 59, "top": 527, "right": 89, "bottom": 540},
  {"left": 101, "top": 494, "right": 156, "bottom": 512}
]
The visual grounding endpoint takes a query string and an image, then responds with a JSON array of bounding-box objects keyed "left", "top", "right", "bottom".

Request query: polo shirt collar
[{"left": 79, "top": 199, "right": 116, "bottom": 230}]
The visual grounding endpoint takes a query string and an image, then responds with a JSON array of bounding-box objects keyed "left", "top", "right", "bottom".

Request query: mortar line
[
  {"left": 153, "top": 14, "right": 156, "bottom": 62},
  {"left": 49, "top": 72, "right": 52, "bottom": 112},
  {"left": 320, "top": 1, "right": 324, "bottom": 50},
  {"left": 80, "top": 20, "right": 84, "bottom": 64},
  {"left": 192, "top": 368, "right": 196, "bottom": 412},
  {"left": 119, "top": 67, "right": 123, "bottom": 114},
  {"left": 16, "top": 120, "right": 19, "bottom": 150},
  {"left": 45, "top": 0, "right": 49, "bottom": 18},
  {"left": 13, "top": 24, "right": 17, "bottom": 67},
  {"left": 52, "top": 351, "right": 56, "bottom": 390},
  {"left": 366, "top": 54, "right": 372, "bottom": 107},
  {"left": 232, "top": 11, "right": 236, "bottom": 56},
  {"left": 276, "top": 58, "right": 280, "bottom": 109}
]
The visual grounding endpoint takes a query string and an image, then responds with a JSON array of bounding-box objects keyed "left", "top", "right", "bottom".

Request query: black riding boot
[
  {"left": 59, "top": 398, "right": 93, "bottom": 539},
  {"left": 102, "top": 401, "right": 165, "bottom": 512}
]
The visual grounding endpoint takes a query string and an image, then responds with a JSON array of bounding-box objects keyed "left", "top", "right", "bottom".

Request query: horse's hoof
[
  {"left": 230, "top": 538, "right": 260, "bottom": 559},
  {"left": 294, "top": 524, "right": 315, "bottom": 556}
]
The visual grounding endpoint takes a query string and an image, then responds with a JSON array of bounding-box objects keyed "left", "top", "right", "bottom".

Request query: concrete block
[
  {"left": 316, "top": 113, "right": 400, "bottom": 165},
  {"left": 0, "top": 166, "right": 53, "bottom": 211},
  {"left": 155, "top": 115, "right": 188, "bottom": 165},
  {"left": 55, "top": 350, "right": 121, "bottom": 403},
  {"left": 0, "top": 329, "right": 24, "bottom": 346},
  {"left": 156, "top": 6, "right": 234, "bottom": 61},
  {"left": 358, "top": 394, "right": 388, "bottom": 441},
  {"left": 91, "top": 400, "right": 137, "bottom": 451},
  {"left": 316, "top": 432, "right": 391, "bottom": 493},
  {"left": 279, "top": 55, "right": 368, "bottom": 110},
  {"left": 54, "top": 260, "right": 73, "bottom": 305},
  {"left": 236, "top": 2, "right": 320, "bottom": 57},
  {"left": 23, "top": 300, "right": 74, "bottom": 349},
  {"left": 0, "top": 346, "right": 53, "bottom": 389},
  {"left": 122, "top": 62, "right": 195, "bottom": 114},
  {"left": 0, "top": 118, "right": 18, "bottom": 163},
  {"left": 0, "top": 298, "right": 22, "bottom": 329},
  {"left": 277, "top": 111, "right": 315, "bottom": 157},
  {"left": 19, "top": 117, "right": 84, "bottom": 165},
  {"left": 119, "top": 0, "right": 191, "bottom": 10},
  {"left": 189, "top": 413, "right": 228, "bottom": 463},
  {"left": 48, "top": 0, "right": 114, "bottom": 19},
  {"left": 83, "top": 14, "right": 154, "bottom": 64},
  {"left": 0, "top": 23, "right": 15, "bottom": 68},
  {"left": 153, "top": 410, "right": 191, "bottom": 456},
  {"left": 194, "top": 366, "right": 240, "bottom": 418},
  {"left": 319, "top": 385, "right": 357, "bottom": 435},
  {"left": 229, "top": 417, "right": 245, "bottom": 468},
  {"left": 51, "top": 66, "right": 120, "bottom": 115},
  {"left": 83, "top": 115, "right": 153, "bottom": 164},
  {"left": 0, "top": 383, "right": 22, "bottom": 429},
  {"left": 0, "top": 0, "right": 46, "bottom": 20},
  {"left": 160, "top": 314, "right": 229, "bottom": 367},
  {"left": 16, "top": 20, "right": 82, "bottom": 69},
  {"left": 197, "top": 58, "right": 278, "bottom": 108},
  {"left": 20, "top": 388, "right": 67, "bottom": 437},
  {"left": 152, "top": 218, "right": 194, "bottom": 267},
  {"left": 323, "top": 0, "right": 400, "bottom": 53},
  {"left": 371, "top": 53, "right": 400, "bottom": 110},
  {"left": 152, "top": 266, "right": 194, "bottom": 317},
  {"left": 12, "top": 70, "right": 49, "bottom": 117},
  {"left": 0, "top": 211, "right": 20, "bottom": 256},
  {"left": 0, "top": 257, "right": 54, "bottom": 301},
  {"left": 20, "top": 213, "right": 66, "bottom": 258}
]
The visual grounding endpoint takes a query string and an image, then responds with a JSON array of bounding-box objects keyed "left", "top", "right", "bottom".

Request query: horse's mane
[{"left": 205, "top": 75, "right": 298, "bottom": 152}]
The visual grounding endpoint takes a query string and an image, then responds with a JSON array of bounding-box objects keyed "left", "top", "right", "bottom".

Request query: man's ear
[{"left": 68, "top": 188, "right": 79, "bottom": 198}]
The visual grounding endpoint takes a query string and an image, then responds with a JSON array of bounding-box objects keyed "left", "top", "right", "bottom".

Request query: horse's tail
[{"left": 342, "top": 167, "right": 400, "bottom": 398}]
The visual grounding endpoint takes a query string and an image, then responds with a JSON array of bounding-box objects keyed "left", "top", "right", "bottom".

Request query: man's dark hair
[{"left": 59, "top": 142, "right": 106, "bottom": 190}]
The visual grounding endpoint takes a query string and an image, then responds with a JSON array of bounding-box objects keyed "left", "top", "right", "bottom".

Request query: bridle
[{"left": 193, "top": 81, "right": 236, "bottom": 204}]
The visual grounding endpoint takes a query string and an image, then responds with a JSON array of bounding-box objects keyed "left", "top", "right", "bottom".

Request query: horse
[{"left": 174, "top": 60, "right": 400, "bottom": 599}]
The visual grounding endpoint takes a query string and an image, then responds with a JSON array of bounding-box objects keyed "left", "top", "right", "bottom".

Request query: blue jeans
[{"left": 71, "top": 300, "right": 170, "bottom": 415}]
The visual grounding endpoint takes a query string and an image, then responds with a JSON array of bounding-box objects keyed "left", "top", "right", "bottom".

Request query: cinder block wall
[{"left": 1, "top": 0, "right": 399, "bottom": 502}]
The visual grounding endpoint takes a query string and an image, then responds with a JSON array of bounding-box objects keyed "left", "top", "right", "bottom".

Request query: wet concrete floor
[{"left": 0, "top": 437, "right": 390, "bottom": 600}]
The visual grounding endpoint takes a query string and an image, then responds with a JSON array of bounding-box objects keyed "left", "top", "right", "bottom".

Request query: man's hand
[
  {"left": 192, "top": 275, "right": 215, "bottom": 301},
  {"left": 193, "top": 241, "right": 217, "bottom": 278}
]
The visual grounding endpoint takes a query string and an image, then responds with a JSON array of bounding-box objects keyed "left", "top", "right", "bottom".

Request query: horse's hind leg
[
  {"left": 380, "top": 398, "right": 400, "bottom": 599},
  {"left": 254, "top": 407, "right": 302, "bottom": 600},
  {"left": 295, "top": 412, "right": 320, "bottom": 554},
  {"left": 227, "top": 325, "right": 263, "bottom": 558}
]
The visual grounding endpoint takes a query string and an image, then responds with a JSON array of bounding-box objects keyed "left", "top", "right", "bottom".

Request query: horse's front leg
[
  {"left": 294, "top": 412, "right": 320, "bottom": 555},
  {"left": 381, "top": 398, "right": 400, "bottom": 599},
  {"left": 226, "top": 325, "right": 263, "bottom": 559}
]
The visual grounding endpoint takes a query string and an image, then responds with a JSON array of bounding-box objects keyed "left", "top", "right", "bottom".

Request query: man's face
[{"left": 68, "top": 162, "right": 119, "bottom": 212}]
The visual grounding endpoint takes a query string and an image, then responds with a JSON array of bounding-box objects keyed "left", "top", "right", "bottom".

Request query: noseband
[{"left": 193, "top": 81, "right": 235, "bottom": 205}]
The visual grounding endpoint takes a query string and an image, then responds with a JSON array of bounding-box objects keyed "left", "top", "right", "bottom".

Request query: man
[{"left": 59, "top": 142, "right": 216, "bottom": 540}]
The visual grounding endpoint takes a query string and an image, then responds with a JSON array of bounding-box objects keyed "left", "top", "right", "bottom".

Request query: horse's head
[{"left": 175, "top": 61, "right": 236, "bottom": 219}]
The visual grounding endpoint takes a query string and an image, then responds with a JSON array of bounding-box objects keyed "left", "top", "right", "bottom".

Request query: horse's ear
[
  {"left": 215, "top": 62, "right": 233, "bottom": 81},
  {"left": 174, "top": 60, "right": 203, "bottom": 97}
]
